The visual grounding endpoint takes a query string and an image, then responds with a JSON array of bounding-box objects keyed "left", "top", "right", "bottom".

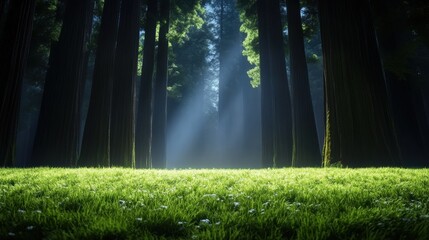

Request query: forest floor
[{"left": 0, "top": 168, "right": 429, "bottom": 239}]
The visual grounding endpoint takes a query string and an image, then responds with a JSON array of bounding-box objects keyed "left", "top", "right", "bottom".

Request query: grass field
[{"left": 1, "top": 168, "right": 429, "bottom": 239}]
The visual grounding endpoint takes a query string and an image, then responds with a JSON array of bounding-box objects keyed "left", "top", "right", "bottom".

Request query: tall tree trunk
[
  {"left": 152, "top": 0, "right": 171, "bottom": 168},
  {"left": 258, "top": 0, "right": 293, "bottom": 167},
  {"left": 110, "top": 0, "right": 141, "bottom": 167},
  {"left": 257, "top": 0, "right": 274, "bottom": 167},
  {"left": 79, "top": 0, "right": 121, "bottom": 167},
  {"left": 269, "top": 0, "right": 293, "bottom": 167},
  {"left": 136, "top": 0, "right": 158, "bottom": 169},
  {"left": 319, "top": 0, "right": 401, "bottom": 167},
  {"left": 0, "top": 0, "right": 36, "bottom": 167},
  {"left": 373, "top": 0, "right": 429, "bottom": 167},
  {"left": 286, "top": 0, "right": 320, "bottom": 167},
  {"left": 31, "top": 0, "right": 94, "bottom": 167}
]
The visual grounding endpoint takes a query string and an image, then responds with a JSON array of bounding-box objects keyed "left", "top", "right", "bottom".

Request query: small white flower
[
  {"left": 215, "top": 221, "right": 221, "bottom": 225},
  {"left": 233, "top": 202, "right": 240, "bottom": 208},
  {"left": 248, "top": 209, "right": 256, "bottom": 214},
  {"left": 136, "top": 218, "right": 142, "bottom": 221},
  {"left": 203, "top": 194, "right": 217, "bottom": 198},
  {"left": 160, "top": 205, "right": 168, "bottom": 209},
  {"left": 8, "top": 232, "right": 15, "bottom": 236},
  {"left": 200, "top": 219, "right": 210, "bottom": 224},
  {"left": 178, "top": 221, "right": 187, "bottom": 225},
  {"left": 27, "top": 226, "right": 34, "bottom": 230},
  {"left": 18, "top": 209, "right": 25, "bottom": 213},
  {"left": 34, "top": 210, "right": 42, "bottom": 214},
  {"left": 119, "top": 200, "right": 126, "bottom": 205}
]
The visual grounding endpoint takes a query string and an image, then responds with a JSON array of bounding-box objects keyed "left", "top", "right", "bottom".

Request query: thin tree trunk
[
  {"left": 136, "top": 0, "right": 158, "bottom": 169},
  {"left": 319, "top": 0, "right": 401, "bottom": 167},
  {"left": 110, "top": 0, "right": 141, "bottom": 167},
  {"left": 152, "top": 0, "right": 171, "bottom": 168},
  {"left": 257, "top": 0, "right": 275, "bottom": 167},
  {"left": 286, "top": 0, "right": 320, "bottom": 167},
  {"left": 31, "top": 0, "right": 94, "bottom": 167},
  {"left": 0, "top": 0, "right": 36, "bottom": 167},
  {"left": 267, "top": 0, "right": 293, "bottom": 167},
  {"left": 79, "top": 0, "right": 121, "bottom": 167}
]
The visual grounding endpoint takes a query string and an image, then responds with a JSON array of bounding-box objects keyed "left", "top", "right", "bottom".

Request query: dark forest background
[{"left": 1, "top": 0, "right": 428, "bottom": 169}]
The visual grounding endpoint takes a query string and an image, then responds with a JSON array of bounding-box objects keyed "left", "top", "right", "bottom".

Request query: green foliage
[
  {"left": 237, "top": 0, "right": 259, "bottom": 87},
  {"left": 1, "top": 168, "right": 429, "bottom": 239},
  {"left": 237, "top": 0, "right": 322, "bottom": 88},
  {"left": 169, "top": 0, "right": 205, "bottom": 45}
]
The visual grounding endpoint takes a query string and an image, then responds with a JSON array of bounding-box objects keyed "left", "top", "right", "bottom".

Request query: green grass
[{"left": 1, "top": 168, "right": 429, "bottom": 239}]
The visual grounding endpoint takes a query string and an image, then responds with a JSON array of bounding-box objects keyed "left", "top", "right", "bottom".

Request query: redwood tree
[
  {"left": 373, "top": 0, "right": 429, "bottom": 167},
  {"left": 319, "top": 0, "right": 401, "bottom": 167},
  {"left": 257, "top": 0, "right": 274, "bottom": 167},
  {"left": 286, "top": 0, "right": 320, "bottom": 167},
  {"left": 136, "top": 0, "right": 158, "bottom": 169},
  {"left": 0, "top": 0, "right": 36, "bottom": 167},
  {"left": 110, "top": 0, "right": 141, "bottom": 167},
  {"left": 257, "top": 0, "right": 293, "bottom": 167},
  {"left": 79, "top": 0, "right": 121, "bottom": 167},
  {"left": 152, "top": 0, "right": 171, "bottom": 168},
  {"left": 31, "top": 0, "right": 94, "bottom": 167}
]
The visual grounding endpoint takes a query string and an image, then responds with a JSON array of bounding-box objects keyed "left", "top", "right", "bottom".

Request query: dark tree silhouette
[
  {"left": 32, "top": 0, "right": 94, "bottom": 167},
  {"left": 257, "top": 0, "right": 292, "bottom": 167},
  {"left": 373, "top": 0, "right": 429, "bottom": 167},
  {"left": 286, "top": 0, "right": 320, "bottom": 167},
  {"left": 152, "top": 0, "right": 171, "bottom": 168},
  {"left": 110, "top": 0, "right": 141, "bottom": 167},
  {"left": 79, "top": 0, "right": 121, "bottom": 167},
  {"left": 257, "top": 0, "right": 274, "bottom": 168},
  {"left": 136, "top": 0, "right": 158, "bottom": 169},
  {"left": 0, "top": 0, "right": 36, "bottom": 167},
  {"left": 319, "top": 0, "right": 401, "bottom": 167}
]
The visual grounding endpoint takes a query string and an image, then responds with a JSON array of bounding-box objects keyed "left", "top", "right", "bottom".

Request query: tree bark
[
  {"left": 79, "top": 0, "right": 121, "bottom": 167},
  {"left": 257, "top": 0, "right": 275, "bottom": 167},
  {"left": 152, "top": 0, "right": 171, "bottom": 168},
  {"left": 110, "top": 0, "right": 141, "bottom": 167},
  {"left": 319, "top": 0, "right": 401, "bottom": 167},
  {"left": 269, "top": 0, "right": 293, "bottom": 168},
  {"left": 136, "top": 0, "right": 158, "bottom": 169},
  {"left": 31, "top": 0, "right": 94, "bottom": 167},
  {"left": 258, "top": 0, "right": 293, "bottom": 167},
  {"left": 0, "top": 0, "right": 36, "bottom": 167},
  {"left": 373, "top": 0, "right": 429, "bottom": 167},
  {"left": 286, "top": 0, "right": 320, "bottom": 167}
]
